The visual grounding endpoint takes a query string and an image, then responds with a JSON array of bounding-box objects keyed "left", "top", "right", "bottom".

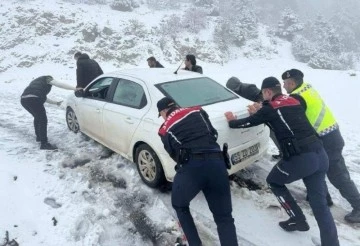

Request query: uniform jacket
[
  {"left": 229, "top": 94, "right": 317, "bottom": 143},
  {"left": 76, "top": 54, "right": 104, "bottom": 88},
  {"left": 290, "top": 82, "right": 338, "bottom": 137},
  {"left": 185, "top": 65, "right": 203, "bottom": 74},
  {"left": 158, "top": 106, "right": 219, "bottom": 162},
  {"left": 22, "top": 76, "right": 52, "bottom": 103}
]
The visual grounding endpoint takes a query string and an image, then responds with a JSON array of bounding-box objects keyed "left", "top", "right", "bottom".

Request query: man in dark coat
[
  {"left": 75, "top": 53, "right": 103, "bottom": 89},
  {"left": 226, "top": 77, "right": 263, "bottom": 102},
  {"left": 184, "top": 54, "right": 203, "bottom": 74},
  {"left": 226, "top": 77, "right": 339, "bottom": 246},
  {"left": 147, "top": 56, "right": 164, "bottom": 68},
  {"left": 226, "top": 76, "right": 283, "bottom": 160},
  {"left": 157, "top": 97, "right": 238, "bottom": 246},
  {"left": 21, "top": 76, "right": 76, "bottom": 150}
]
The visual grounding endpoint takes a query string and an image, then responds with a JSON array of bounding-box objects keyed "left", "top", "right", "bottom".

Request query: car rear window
[{"left": 156, "top": 77, "right": 237, "bottom": 107}]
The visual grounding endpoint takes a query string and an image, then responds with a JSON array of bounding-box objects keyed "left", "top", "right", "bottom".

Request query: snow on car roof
[{"left": 103, "top": 68, "right": 205, "bottom": 84}]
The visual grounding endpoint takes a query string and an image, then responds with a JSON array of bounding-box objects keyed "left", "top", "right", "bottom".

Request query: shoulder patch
[
  {"left": 158, "top": 106, "right": 201, "bottom": 136},
  {"left": 270, "top": 95, "right": 300, "bottom": 109}
]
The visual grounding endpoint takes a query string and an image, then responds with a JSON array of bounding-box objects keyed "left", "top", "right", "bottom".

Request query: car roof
[{"left": 103, "top": 68, "right": 205, "bottom": 85}]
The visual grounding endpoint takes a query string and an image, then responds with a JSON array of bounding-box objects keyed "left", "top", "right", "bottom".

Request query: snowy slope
[{"left": 1, "top": 57, "right": 360, "bottom": 246}]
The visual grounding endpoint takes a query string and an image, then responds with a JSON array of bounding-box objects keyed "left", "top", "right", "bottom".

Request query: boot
[
  {"left": 40, "top": 142, "right": 58, "bottom": 150},
  {"left": 344, "top": 209, "right": 360, "bottom": 223},
  {"left": 279, "top": 217, "right": 310, "bottom": 232}
]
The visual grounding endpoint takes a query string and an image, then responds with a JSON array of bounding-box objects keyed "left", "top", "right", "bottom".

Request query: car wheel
[
  {"left": 135, "top": 144, "right": 166, "bottom": 188},
  {"left": 66, "top": 108, "right": 80, "bottom": 133}
]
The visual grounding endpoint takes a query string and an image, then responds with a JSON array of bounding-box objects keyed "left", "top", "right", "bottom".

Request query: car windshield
[{"left": 156, "top": 77, "right": 237, "bottom": 107}]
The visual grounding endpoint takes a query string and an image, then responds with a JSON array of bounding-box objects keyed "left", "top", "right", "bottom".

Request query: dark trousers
[
  {"left": 20, "top": 97, "right": 48, "bottom": 143},
  {"left": 171, "top": 158, "right": 238, "bottom": 246},
  {"left": 270, "top": 129, "right": 281, "bottom": 154},
  {"left": 322, "top": 129, "right": 360, "bottom": 210},
  {"left": 266, "top": 143, "right": 339, "bottom": 246}
]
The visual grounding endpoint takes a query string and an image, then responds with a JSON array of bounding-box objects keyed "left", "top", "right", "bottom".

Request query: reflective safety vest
[{"left": 292, "top": 82, "right": 338, "bottom": 136}]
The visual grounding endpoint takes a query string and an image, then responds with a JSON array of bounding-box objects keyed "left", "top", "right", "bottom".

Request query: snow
[
  {"left": 1, "top": 57, "right": 360, "bottom": 245},
  {"left": 1, "top": 1, "right": 360, "bottom": 246}
]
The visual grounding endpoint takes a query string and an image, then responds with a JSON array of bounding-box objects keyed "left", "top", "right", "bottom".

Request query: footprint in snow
[{"left": 44, "top": 197, "right": 62, "bottom": 208}]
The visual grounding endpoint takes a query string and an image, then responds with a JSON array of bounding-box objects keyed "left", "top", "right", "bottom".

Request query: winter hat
[
  {"left": 226, "top": 77, "right": 242, "bottom": 91},
  {"left": 157, "top": 97, "right": 176, "bottom": 117},
  {"left": 261, "top": 77, "right": 281, "bottom": 89},
  {"left": 282, "top": 69, "right": 304, "bottom": 80}
]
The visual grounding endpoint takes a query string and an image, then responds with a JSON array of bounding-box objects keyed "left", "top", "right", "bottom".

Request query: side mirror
[{"left": 75, "top": 89, "right": 85, "bottom": 97}]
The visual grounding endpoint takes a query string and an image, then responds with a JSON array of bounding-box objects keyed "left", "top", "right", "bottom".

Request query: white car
[{"left": 66, "top": 68, "right": 269, "bottom": 188}]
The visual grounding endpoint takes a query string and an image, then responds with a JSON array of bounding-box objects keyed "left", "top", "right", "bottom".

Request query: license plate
[{"left": 231, "top": 143, "right": 260, "bottom": 165}]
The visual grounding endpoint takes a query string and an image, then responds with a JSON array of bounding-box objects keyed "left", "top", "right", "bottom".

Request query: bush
[
  {"left": 182, "top": 8, "right": 207, "bottom": 33},
  {"left": 123, "top": 19, "right": 147, "bottom": 38},
  {"left": 158, "top": 15, "right": 183, "bottom": 40},
  {"left": 291, "top": 35, "right": 315, "bottom": 63},
  {"left": 215, "top": 0, "right": 258, "bottom": 47},
  {"left": 276, "top": 8, "right": 304, "bottom": 41},
  {"left": 110, "top": 0, "right": 139, "bottom": 12},
  {"left": 146, "top": 0, "right": 179, "bottom": 10}
]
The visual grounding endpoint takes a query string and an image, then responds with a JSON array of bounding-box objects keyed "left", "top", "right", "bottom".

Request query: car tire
[
  {"left": 66, "top": 107, "right": 80, "bottom": 133},
  {"left": 135, "top": 144, "right": 166, "bottom": 188}
]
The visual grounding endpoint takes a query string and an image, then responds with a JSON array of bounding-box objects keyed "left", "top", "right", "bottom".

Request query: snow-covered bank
[{"left": 1, "top": 57, "right": 360, "bottom": 245}]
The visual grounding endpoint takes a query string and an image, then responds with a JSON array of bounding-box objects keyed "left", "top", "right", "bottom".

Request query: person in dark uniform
[
  {"left": 226, "top": 76, "right": 282, "bottom": 160},
  {"left": 225, "top": 77, "right": 339, "bottom": 246},
  {"left": 74, "top": 52, "right": 103, "bottom": 89},
  {"left": 21, "top": 76, "right": 76, "bottom": 150},
  {"left": 282, "top": 68, "right": 360, "bottom": 223},
  {"left": 183, "top": 54, "right": 203, "bottom": 74},
  {"left": 157, "top": 97, "right": 238, "bottom": 246},
  {"left": 147, "top": 56, "right": 164, "bottom": 68}
]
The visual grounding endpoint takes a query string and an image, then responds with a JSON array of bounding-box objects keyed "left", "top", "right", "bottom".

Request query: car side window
[
  {"left": 112, "top": 79, "right": 147, "bottom": 109},
  {"left": 86, "top": 77, "right": 113, "bottom": 100}
]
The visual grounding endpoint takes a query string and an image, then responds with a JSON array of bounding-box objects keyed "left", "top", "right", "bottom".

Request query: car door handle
[
  {"left": 95, "top": 108, "right": 101, "bottom": 113},
  {"left": 125, "top": 117, "right": 134, "bottom": 124}
]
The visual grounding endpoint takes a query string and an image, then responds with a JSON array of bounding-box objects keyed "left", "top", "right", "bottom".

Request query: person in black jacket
[
  {"left": 183, "top": 54, "right": 203, "bottom": 74},
  {"left": 21, "top": 76, "right": 76, "bottom": 150},
  {"left": 282, "top": 68, "right": 360, "bottom": 222},
  {"left": 226, "top": 77, "right": 263, "bottom": 102},
  {"left": 157, "top": 97, "right": 238, "bottom": 246},
  {"left": 75, "top": 52, "right": 103, "bottom": 89},
  {"left": 226, "top": 76, "right": 282, "bottom": 160},
  {"left": 225, "top": 77, "right": 339, "bottom": 246},
  {"left": 147, "top": 56, "right": 164, "bottom": 68}
]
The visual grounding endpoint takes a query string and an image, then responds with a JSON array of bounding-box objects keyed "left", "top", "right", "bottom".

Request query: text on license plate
[{"left": 231, "top": 143, "right": 260, "bottom": 165}]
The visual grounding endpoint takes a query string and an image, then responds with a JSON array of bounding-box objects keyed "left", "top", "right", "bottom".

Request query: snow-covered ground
[{"left": 0, "top": 57, "right": 359, "bottom": 246}]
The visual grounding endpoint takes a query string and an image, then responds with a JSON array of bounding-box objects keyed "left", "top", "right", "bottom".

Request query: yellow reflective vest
[{"left": 291, "top": 82, "right": 338, "bottom": 136}]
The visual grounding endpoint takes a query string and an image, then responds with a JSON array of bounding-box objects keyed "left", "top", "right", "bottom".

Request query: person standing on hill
[{"left": 74, "top": 52, "right": 103, "bottom": 89}]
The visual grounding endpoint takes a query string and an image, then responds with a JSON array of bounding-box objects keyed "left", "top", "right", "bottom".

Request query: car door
[
  {"left": 76, "top": 77, "right": 116, "bottom": 141},
  {"left": 102, "top": 78, "right": 150, "bottom": 155}
]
